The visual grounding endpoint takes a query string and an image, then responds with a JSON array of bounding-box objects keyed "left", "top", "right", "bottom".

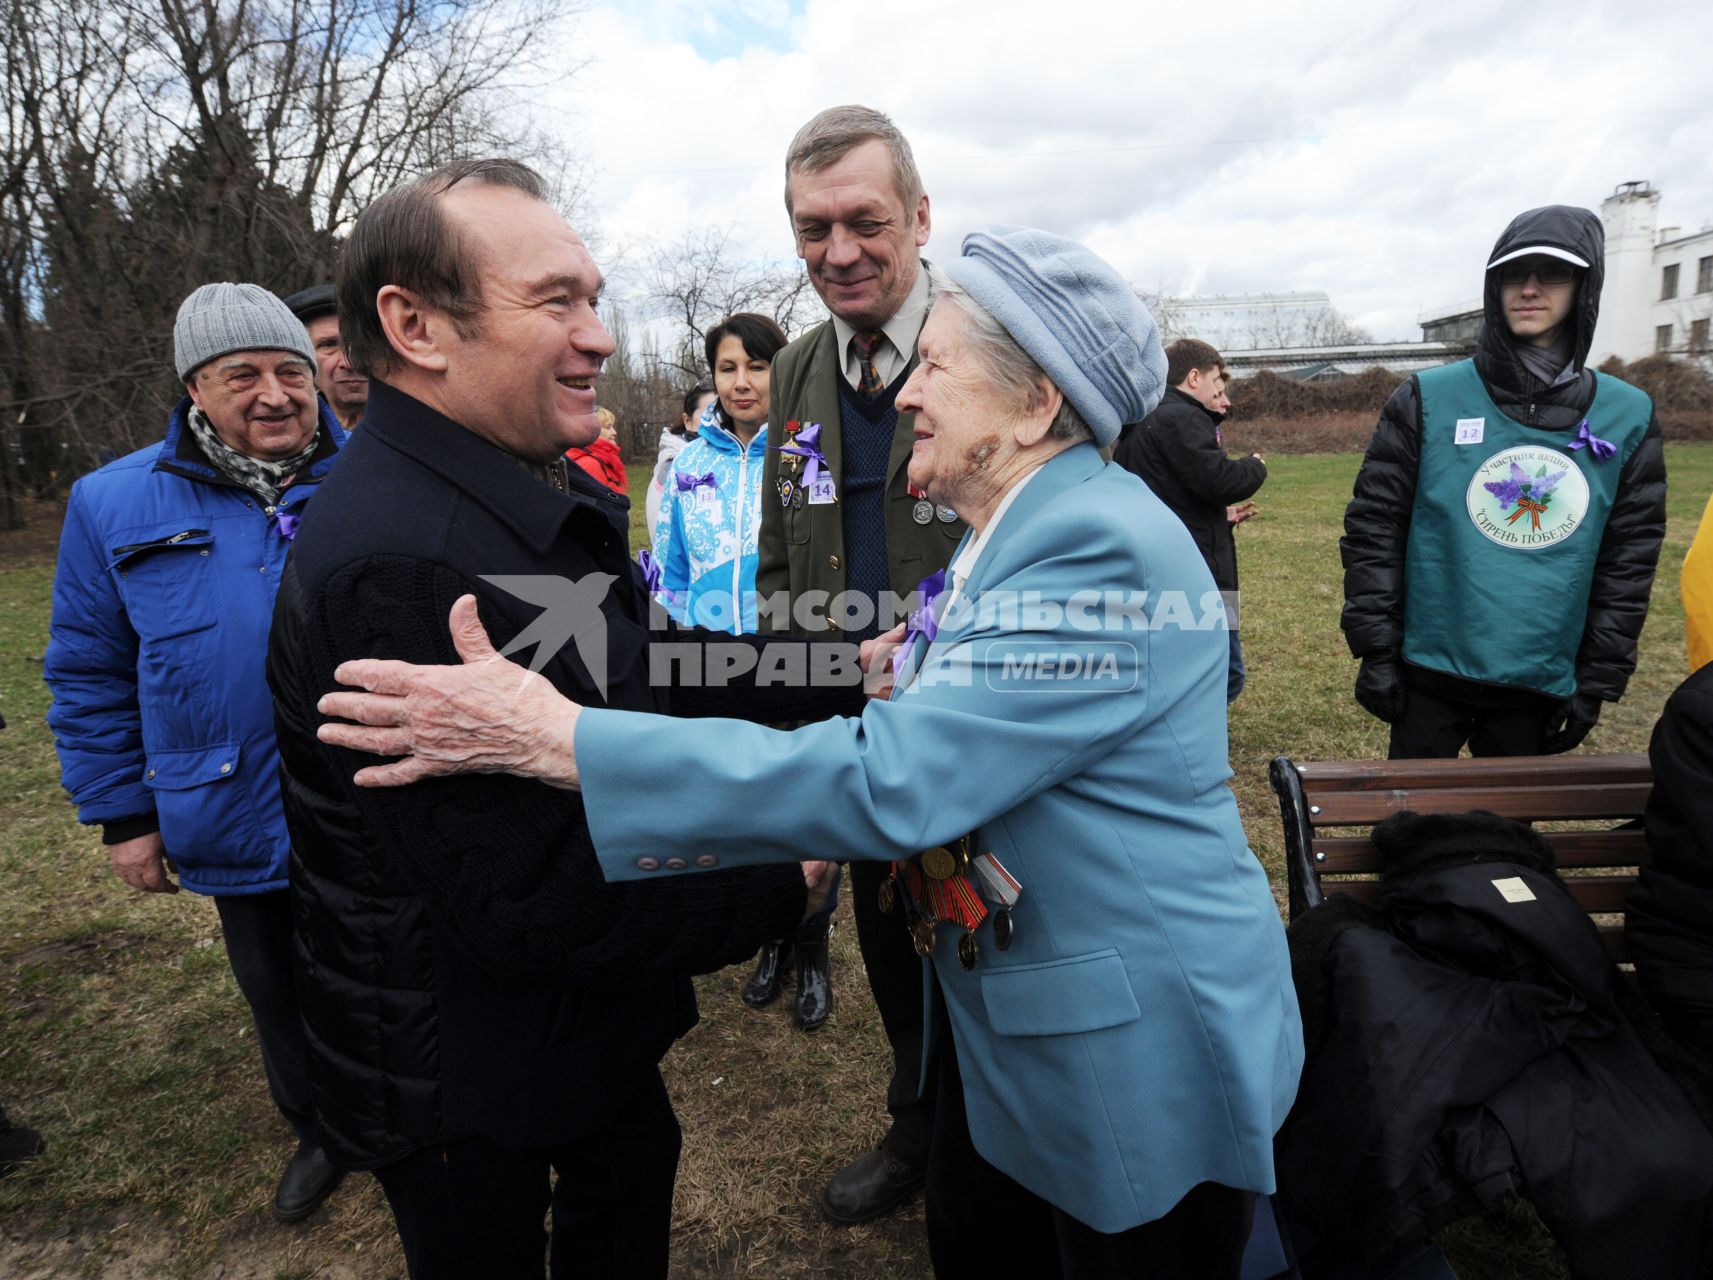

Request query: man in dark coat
[
  {"left": 1115, "top": 338, "right": 1265, "bottom": 702},
  {"left": 267, "top": 158, "right": 853, "bottom": 1277},
  {"left": 1341, "top": 205, "right": 1667, "bottom": 758},
  {"left": 283, "top": 282, "right": 368, "bottom": 432}
]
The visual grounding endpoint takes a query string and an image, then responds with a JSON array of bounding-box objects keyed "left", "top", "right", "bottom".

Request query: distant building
[
  {"left": 1162, "top": 291, "right": 1336, "bottom": 350},
  {"left": 1167, "top": 291, "right": 1471, "bottom": 382},
  {"left": 1223, "top": 341, "right": 1471, "bottom": 381},
  {"left": 1418, "top": 298, "right": 1482, "bottom": 346},
  {"left": 1597, "top": 181, "right": 1713, "bottom": 363},
  {"left": 1416, "top": 181, "right": 1713, "bottom": 365}
]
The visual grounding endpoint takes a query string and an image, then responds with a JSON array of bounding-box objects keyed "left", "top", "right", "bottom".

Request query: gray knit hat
[
  {"left": 173, "top": 282, "right": 315, "bottom": 381},
  {"left": 945, "top": 225, "right": 1167, "bottom": 447}
]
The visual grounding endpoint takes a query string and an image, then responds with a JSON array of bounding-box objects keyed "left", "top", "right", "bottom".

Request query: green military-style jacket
[{"left": 755, "top": 319, "right": 966, "bottom": 634}]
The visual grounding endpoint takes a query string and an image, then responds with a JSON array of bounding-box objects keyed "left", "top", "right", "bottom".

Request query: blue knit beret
[{"left": 945, "top": 225, "right": 1167, "bottom": 446}]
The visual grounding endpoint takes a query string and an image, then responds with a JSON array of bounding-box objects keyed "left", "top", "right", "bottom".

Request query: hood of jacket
[{"left": 1477, "top": 205, "right": 1605, "bottom": 396}]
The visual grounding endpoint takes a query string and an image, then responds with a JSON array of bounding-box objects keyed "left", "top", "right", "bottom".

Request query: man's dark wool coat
[{"left": 268, "top": 380, "right": 858, "bottom": 1169}]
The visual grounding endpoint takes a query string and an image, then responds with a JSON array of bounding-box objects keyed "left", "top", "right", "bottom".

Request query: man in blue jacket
[{"left": 44, "top": 282, "right": 348, "bottom": 1222}]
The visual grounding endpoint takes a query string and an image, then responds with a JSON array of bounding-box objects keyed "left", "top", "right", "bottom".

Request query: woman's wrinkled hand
[{"left": 317, "top": 594, "right": 584, "bottom": 789}]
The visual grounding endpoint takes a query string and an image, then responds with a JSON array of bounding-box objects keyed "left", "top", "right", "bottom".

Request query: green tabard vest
[{"left": 1400, "top": 359, "right": 1651, "bottom": 698}]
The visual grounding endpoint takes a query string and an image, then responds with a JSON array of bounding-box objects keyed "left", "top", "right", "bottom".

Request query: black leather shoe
[
  {"left": 820, "top": 1144, "right": 926, "bottom": 1225},
  {"left": 793, "top": 920, "right": 833, "bottom": 1032},
  {"left": 273, "top": 1142, "right": 345, "bottom": 1223},
  {"left": 0, "top": 1107, "right": 45, "bottom": 1179},
  {"left": 742, "top": 939, "right": 793, "bottom": 1008}
]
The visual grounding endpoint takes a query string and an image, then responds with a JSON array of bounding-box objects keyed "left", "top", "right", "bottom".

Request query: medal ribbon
[
  {"left": 1566, "top": 420, "right": 1617, "bottom": 461},
  {"left": 775, "top": 422, "right": 828, "bottom": 486},
  {"left": 926, "top": 874, "right": 988, "bottom": 931},
  {"left": 892, "top": 848, "right": 988, "bottom": 932},
  {"left": 971, "top": 853, "right": 1021, "bottom": 907},
  {"left": 675, "top": 471, "right": 716, "bottom": 493},
  {"left": 891, "top": 569, "right": 948, "bottom": 678}
]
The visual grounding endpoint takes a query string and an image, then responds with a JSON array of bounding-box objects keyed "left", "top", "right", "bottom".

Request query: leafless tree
[
  {"left": 642, "top": 226, "right": 820, "bottom": 383},
  {"left": 1242, "top": 303, "right": 1372, "bottom": 350},
  {"left": 1133, "top": 287, "right": 1185, "bottom": 342},
  {"left": 0, "top": 0, "right": 585, "bottom": 524}
]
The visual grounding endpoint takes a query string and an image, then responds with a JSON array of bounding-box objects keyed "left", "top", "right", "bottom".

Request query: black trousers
[
  {"left": 848, "top": 857, "right": 935, "bottom": 1166},
  {"left": 1388, "top": 685, "right": 1557, "bottom": 759},
  {"left": 374, "top": 1069, "right": 681, "bottom": 1280},
  {"left": 213, "top": 890, "right": 315, "bottom": 1145},
  {"left": 925, "top": 1014, "right": 1255, "bottom": 1280}
]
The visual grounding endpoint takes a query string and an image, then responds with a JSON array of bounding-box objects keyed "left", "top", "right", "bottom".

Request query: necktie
[{"left": 853, "top": 331, "right": 886, "bottom": 399}]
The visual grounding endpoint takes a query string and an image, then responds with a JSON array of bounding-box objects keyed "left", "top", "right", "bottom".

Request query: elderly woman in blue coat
[{"left": 319, "top": 226, "right": 1304, "bottom": 1279}]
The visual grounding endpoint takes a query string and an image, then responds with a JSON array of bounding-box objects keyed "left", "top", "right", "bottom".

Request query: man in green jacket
[{"left": 755, "top": 104, "right": 963, "bottom": 1224}]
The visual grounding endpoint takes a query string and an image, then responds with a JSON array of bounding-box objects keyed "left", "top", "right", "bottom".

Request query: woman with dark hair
[
  {"left": 651, "top": 313, "right": 839, "bottom": 1029},
  {"left": 646, "top": 382, "right": 716, "bottom": 545}
]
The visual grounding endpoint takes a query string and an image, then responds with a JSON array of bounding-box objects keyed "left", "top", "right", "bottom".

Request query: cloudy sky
[{"left": 539, "top": 0, "right": 1713, "bottom": 343}]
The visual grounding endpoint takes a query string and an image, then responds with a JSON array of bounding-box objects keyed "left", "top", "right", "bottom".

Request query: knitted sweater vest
[{"left": 837, "top": 371, "right": 906, "bottom": 639}]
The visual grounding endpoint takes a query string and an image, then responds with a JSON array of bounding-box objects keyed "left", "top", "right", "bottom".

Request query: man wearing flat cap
[
  {"left": 44, "top": 282, "right": 349, "bottom": 1222},
  {"left": 284, "top": 282, "right": 368, "bottom": 431},
  {"left": 320, "top": 225, "right": 1304, "bottom": 1277},
  {"left": 1343, "top": 205, "right": 1666, "bottom": 758}
]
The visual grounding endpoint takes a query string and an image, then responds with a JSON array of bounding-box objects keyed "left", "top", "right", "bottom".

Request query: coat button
[
  {"left": 637, "top": 857, "right": 660, "bottom": 871},
  {"left": 665, "top": 858, "right": 688, "bottom": 870},
  {"left": 219, "top": 762, "right": 232, "bottom": 774},
  {"left": 828, "top": 555, "right": 840, "bottom": 570},
  {"left": 146, "top": 769, "right": 156, "bottom": 780},
  {"left": 695, "top": 855, "right": 717, "bottom": 868}
]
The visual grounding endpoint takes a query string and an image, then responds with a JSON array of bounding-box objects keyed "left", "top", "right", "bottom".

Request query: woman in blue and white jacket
[
  {"left": 653, "top": 317, "right": 779, "bottom": 633},
  {"left": 653, "top": 313, "right": 839, "bottom": 1030}
]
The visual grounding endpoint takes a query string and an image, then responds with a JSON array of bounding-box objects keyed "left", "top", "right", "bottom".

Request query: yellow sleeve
[{"left": 1685, "top": 493, "right": 1713, "bottom": 673}]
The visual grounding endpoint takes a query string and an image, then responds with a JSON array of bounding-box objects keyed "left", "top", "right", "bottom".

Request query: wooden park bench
[{"left": 1268, "top": 752, "right": 1653, "bottom": 960}]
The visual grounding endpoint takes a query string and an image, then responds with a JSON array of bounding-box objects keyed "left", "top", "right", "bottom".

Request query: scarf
[
  {"left": 186, "top": 407, "right": 318, "bottom": 506},
  {"left": 1515, "top": 330, "right": 1576, "bottom": 391}
]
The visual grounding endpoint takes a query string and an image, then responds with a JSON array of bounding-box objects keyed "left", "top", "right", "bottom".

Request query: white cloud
[{"left": 534, "top": 0, "right": 1713, "bottom": 342}]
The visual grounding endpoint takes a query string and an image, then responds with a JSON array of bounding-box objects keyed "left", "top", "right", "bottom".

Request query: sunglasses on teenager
[{"left": 1496, "top": 262, "right": 1578, "bottom": 286}]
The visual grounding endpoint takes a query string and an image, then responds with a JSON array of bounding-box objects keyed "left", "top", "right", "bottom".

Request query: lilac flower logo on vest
[{"left": 1465, "top": 446, "right": 1589, "bottom": 550}]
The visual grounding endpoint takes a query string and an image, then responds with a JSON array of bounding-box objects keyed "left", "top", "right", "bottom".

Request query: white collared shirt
[{"left": 831, "top": 267, "right": 931, "bottom": 391}]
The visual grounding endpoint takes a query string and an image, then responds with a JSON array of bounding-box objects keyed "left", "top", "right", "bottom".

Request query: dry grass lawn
[{"left": 1, "top": 442, "right": 1708, "bottom": 1278}]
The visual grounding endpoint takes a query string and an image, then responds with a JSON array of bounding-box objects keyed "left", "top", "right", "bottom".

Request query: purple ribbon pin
[
  {"left": 891, "top": 569, "right": 948, "bottom": 678},
  {"left": 776, "top": 423, "right": 829, "bottom": 487},
  {"left": 1567, "top": 420, "right": 1616, "bottom": 461},
  {"left": 676, "top": 471, "right": 717, "bottom": 493},
  {"left": 275, "top": 512, "right": 300, "bottom": 540},
  {"left": 637, "top": 549, "right": 675, "bottom": 602}
]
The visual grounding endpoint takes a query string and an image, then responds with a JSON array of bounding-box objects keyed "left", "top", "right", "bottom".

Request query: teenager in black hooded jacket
[{"left": 1341, "top": 204, "right": 1667, "bottom": 758}]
